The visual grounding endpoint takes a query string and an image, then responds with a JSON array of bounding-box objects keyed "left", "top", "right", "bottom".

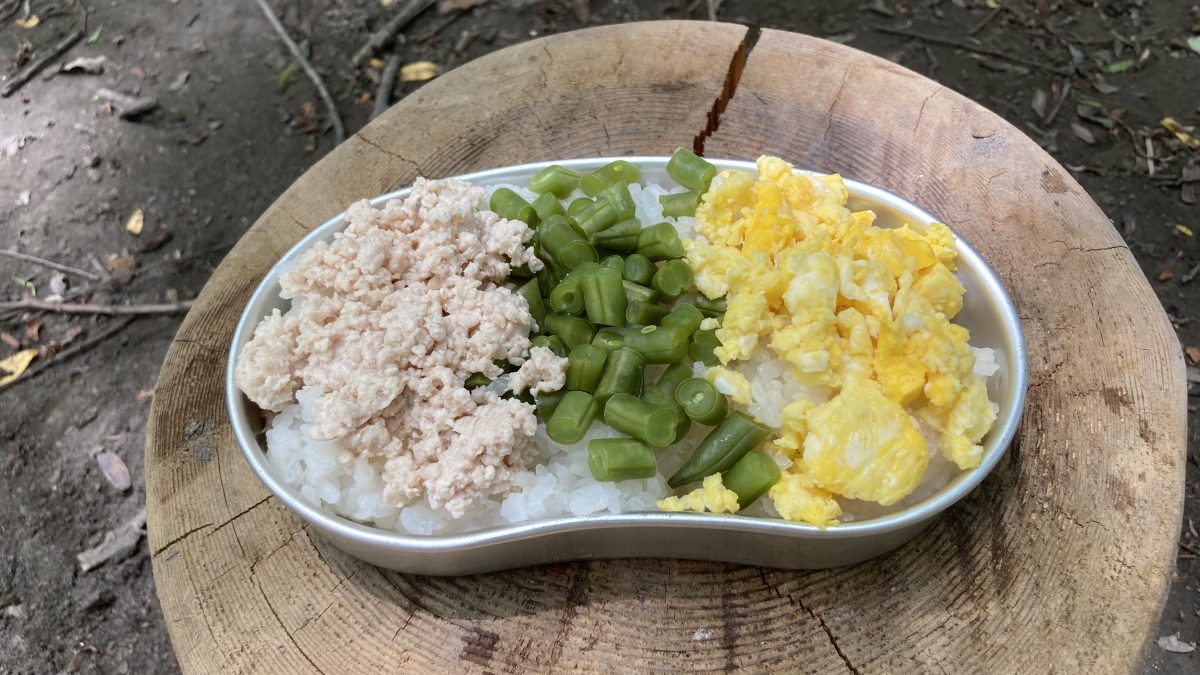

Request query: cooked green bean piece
[
  {"left": 661, "top": 302, "right": 703, "bottom": 336},
  {"left": 535, "top": 262, "right": 561, "bottom": 298},
  {"left": 538, "top": 216, "right": 597, "bottom": 271},
  {"left": 722, "top": 450, "right": 781, "bottom": 508},
  {"left": 593, "top": 347, "right": 645, "bottom": 405},
  {"left": 592, "top": 218, "right": 642, "bottom": 252},
  {"left": 603, "top": 393, "right": 678, "bottom": 447},
  {"left": 579, "top": 266, "right": 627, "bottom": 326},
  {"left": 580, "top": 160, "right": 641, "bottom": 197},
  {"left": 674, "top": 378, "right": 728, "bottom": 425},
  {"left": 599, "top": 255, "right": 625, "bottom": 273},
  {"left": 572, "top": 199, "right": 620, "bottom": 237},
  {"left": 626, "top": 300, "right": 669, "bottom": 326},
  {"left": 636, "top": 222, "right": 685, "bottom": 260},
  {"left": 546, "top": 391, "right": 600, "bottom": 444},
  {"left": 651, "top": 260, "right": 694, "bottom": 300},
  {"left": 655, "top": 362, "right": 694, "bottom": 396},
  {"left": 510, "top": 263, "right": 535, "bottom": 280},
  {"left": 529, "top": 164, "right": 581, "bottom": 198},
  {"left": 588, "top": 438, "right": 657, "bottom": 481},
  {"left": 622, "top": 324, "right": 689, "bottom": 364},
  {"left": 597, "top": 181, "right": 636, "bottom": 220},
  {"left": 696, "top": 296, "right": 727, "bottom": 316},
  {"left": 566, "top": 344, "right": 607, "bottom": 393},
  {"left": 668, "top": 411, "right": 771, "bottom": 487},
  {"left": 531, "top": 191, "right": 565, "bottom": 220},
  {"left": 667, "top": 147, "right": 717, "bottom": 192},
  {"left": 535, "top": 390, "right": 564, "bottom": 419},
  {"left": 544, "top": 311, "right": 595, "bottom": 348},
  {"left": 659, "top": 190, "right": 701, "bottom": 219},
  {"left": 465, "top": 373, "right": 491, "bottom": 389},
  {"left": 622, "top": 280, "right": 660, "bottom": 305},
  {"left": 531, "top": 334, "right": 568, "bottom": 358},
  {"left": 516, "top": 278, "right": 546, "bottom": 328},
  {"left": 490, "top": 188, "right": 538, "bottom": 225},
  {"left": 549, "top": 276, "right": 585, "bottom": 315},
  {"left": 621, "top": 253, "right": 655, "bottom": 286},
  {"left": 688, "top": 329, "right": 721, "bottom": 366},
  {"left": 592, "top": 328, "right": 625, "bottom": 354},
  {"left": 640, "top": 382, "right": 688, "bottom": 443},
  {"left": 567, "top": 197, "right": 593, "bottom": 218}
]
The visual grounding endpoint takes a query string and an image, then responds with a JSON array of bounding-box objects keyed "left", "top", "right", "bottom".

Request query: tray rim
[{"left": 225, "top": 156, "right": 1029, "bottom": 554}]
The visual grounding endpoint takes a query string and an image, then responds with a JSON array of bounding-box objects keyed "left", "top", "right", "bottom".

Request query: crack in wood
[
  {"left": 693, "top": 26, "right": 758, "bottom": 156},
  {"left": 150, "top": 495, "right": 272, "bottom": 557},
  {"left": 794, "top": 596, "right": 860, "bottom": 675},
  {"left": 913, "top": 85, "right": 945, "bottom": 133},
  {"left": 822, "top": 67, "right": 854, "bottom": 146},
  {"left": 252, "top": 571, "right": 327, "bottom": 675}
]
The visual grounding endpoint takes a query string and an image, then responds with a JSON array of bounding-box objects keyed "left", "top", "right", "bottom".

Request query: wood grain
[{"left": 144, "top": 22, "right": 1185, "bottom": 674}]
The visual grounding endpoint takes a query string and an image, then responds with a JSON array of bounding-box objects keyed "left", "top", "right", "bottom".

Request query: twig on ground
[
  {"left": 95, "top": 88, "right": 159, "bottom": 119},
  {"left": 1, "top": 28, "right": 84, "bottom": 97},
  {"left": 371, "top": 53, "right": 402, "bottom": 121},
  {"left": 352, "top": 0, "right": 438, "bottom": 66},
  {"left": 0, "top": 249, "right": 100, "bottom": 282},
  {"left": 706, "top": 0, "right": 724, "bottom": 21},
  {"left": 968, "top": 6, "right": 1003, "bottom": 36},
  {"left": 253, "top": 0, "right": 345, "bottom": 145},
  {"left": 0, "top": 299, "right": 195, "bottom": 316},
  {"left": 1042, "top": 80, "right": 1070, "bottom": 125},
  {"left": 0, "top": 0, "right": 21, "bottom": 21},
  {"left": 6, "top": 317, "right": 133, "bottom": 388},
  {"left": 874, "top": 26, "right": 1071, "bottom": 76}
]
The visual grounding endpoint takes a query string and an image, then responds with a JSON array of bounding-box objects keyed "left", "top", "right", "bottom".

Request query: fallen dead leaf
[
  {"left": 1176, "top": 224, "right": 1194, "bottom": 237},
  {"left": 1070, "top": 120, "right": 1096, "bottom": 145},
  {"left": 125, "top": 207, "right": 144, "bottom": 235},
  {"left": 15, "top": 15, "right": 40, "bottom": 29},
  {"left": 438, "top": 0, "right": 489, "bottom": 13},
  {"left": 1030, "top": 88, "right": 1047, "bottom": 119},
  {"left": 136, "top": 385, "right": 156, "bottom": 403},
  {"left": 1104, "top": 58, "right": 1136, "bottom": 73},
  {"left": 1161, "top": 117, "right": 1200, "bottom": 151},
  {"left": 1186, "top": 346, "right": 1200, "bottom": 365},
  {"left": 400, "top": 61, "right": 439, "bottom": 82},
  {"left": 1157, "top": 634, "right": 1196, "bottom": 653},
  {"left": 1160, "top": 266, "right": 1176, "bottom": 282},
  {"left": 95, "top": 451, "right": 131, "bottom": 491},
  {"left": 1189, "top": 36, "right": 1200, "bottom": 56},
  {"left": 105, "top": 254, "right": 137, "bottom": 275},
  {"left": 24, "top": 318, "right": 41, "bottom": 342},
  {"left": 0, "top": 348, "right": 38, "bottom": 387},
  {"left": 368, "top": 57, "right": 387, "bottom": 71},
  {"left": 0, "top": 332, "right": 19, "bottom": 349},
  {"left": 61, "top": 56, "right": 107, "bottom": 74}
]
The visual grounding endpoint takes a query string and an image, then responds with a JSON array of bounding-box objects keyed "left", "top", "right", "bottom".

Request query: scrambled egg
[
  {"left": 657, "top": 474, "right": 740, "bottom": 514},
  {"left": 683, "top": 156, "right": 997, "bottom": 526}
]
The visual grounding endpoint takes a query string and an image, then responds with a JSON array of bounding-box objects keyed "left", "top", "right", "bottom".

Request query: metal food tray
[{"left": 226, "top": 157, "right": 1028, "bottom": 575}]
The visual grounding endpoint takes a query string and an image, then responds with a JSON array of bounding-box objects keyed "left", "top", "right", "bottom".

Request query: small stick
[
  {"left": 352, "top": 0, "right": 437, "bottom": 66},
  {"left": 706, "top": 0, "right": 724, "bottom": 21},
  {"left": 371, "top": 53, "right": 401, "bottom": 121},
  {"left": 0, "top": 249, "right": 101, "bottom": 282},
  {"left": 1042, "top": 79, "right": 1070, "bottom": 125},
  {"left": 874, "top": 26, "right": 1071, "bottom": 76},
  {"left": 968, "top": 6, "right": 1003, "bottom": 36},
  {"left": 4, "top": 317, "right": 133, "bottom": 388},
  {"left": 1, "top": 28, "right": 84, "bottom": 98},
  {"left": 0, "top": 299, "right": 195, "bottom": 316},
  {"left": 253, "top": 0, "right": 345, "bottom": 145}
]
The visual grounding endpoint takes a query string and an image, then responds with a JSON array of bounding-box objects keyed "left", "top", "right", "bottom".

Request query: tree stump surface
[{"left": 145, "top": 21, "right": 1185, "bottom": 674}]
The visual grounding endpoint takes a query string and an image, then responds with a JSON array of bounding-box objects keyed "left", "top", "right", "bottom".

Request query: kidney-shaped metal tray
[{"left": 226, "top": 157, "right": 1027, "bottom": 575}]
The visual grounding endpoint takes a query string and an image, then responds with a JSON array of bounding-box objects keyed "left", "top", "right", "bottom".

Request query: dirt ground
[{"left": 0, "top": 1, "right": 1197, "bottom": 673}]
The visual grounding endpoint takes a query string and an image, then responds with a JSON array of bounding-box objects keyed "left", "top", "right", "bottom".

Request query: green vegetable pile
[{"left": 484, "top": 149, "right": 780, "bottom": 509}]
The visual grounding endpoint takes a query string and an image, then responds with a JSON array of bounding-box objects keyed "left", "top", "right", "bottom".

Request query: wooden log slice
[{"left": 145, "top": 21, "right": 1185, "bottom": 674}]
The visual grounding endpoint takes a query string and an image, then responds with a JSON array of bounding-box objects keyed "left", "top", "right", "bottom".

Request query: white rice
[{"left": 264, "top": 180, "right": 1002, "bottom": 534}]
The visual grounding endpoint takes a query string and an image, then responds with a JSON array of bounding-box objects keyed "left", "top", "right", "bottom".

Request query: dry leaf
[
  {"left": 0, "top": 348, "right": 38, "bottom": 387},
  {"left": 368, "top": 57, "right": 387, "bottom": 71},
  {"left": 1186, "top": 346, "right": 1200, "bottom": 365},
  {"left": 438, "top": 0, "right": 489, "bottom": 13},
  {"left": 136, "top": 385, "right": 156, "bottom": 403},
  {"left": 1104, "top": 58, "right": 1136, "bottom": 73},
  {"left": 125, "top": 208, "right": 144, "bottom": 235},
  {"left": 1188, "top": 36, "right": 1200, "bottom": 55},
  {"left": 61, "top": 56, "right": 107, "bottom": 74},
  {"left": 1161, "top": 117, "right": 1200, "bottom": 151},
  {"left": 24, "top": 318, "right": 42, "bottom": 342},
  {"left": 0, "top": 332, "right": 19, "bottom": 349},
  {"left": 1176, "top": 224, "right": 1194, "bottom": 237},
  {"left": 1157, "top": 634, "right": 1196, "bottom": 653},
  {"left": 96, "top": 451, "right": 131, "bottom": 491},
  {"left": 1159, "top": 266, "right": 1175, "bottom": 282},
  {"left": 1070, "top": 120, "right": 1096, "bottom": 145},
  {"left": 380, "top": 0, "right": 395, "bottom": 5},
  {"left": 1030, "top": 89, "right": 1047, "bottom": 119},
  {"left": 400, "top": 61, "right": 439, "bottom": 82},
  {"left": 105, "top": 254, "right": 137, "bottom": 275},
  {"left": 15, "top": 15, "right": 40, "bottom": 29}
]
